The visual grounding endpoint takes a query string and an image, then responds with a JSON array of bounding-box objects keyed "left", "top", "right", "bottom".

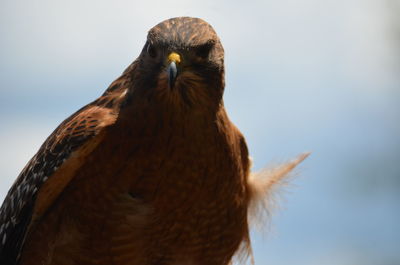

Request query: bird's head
[{"left": 133, "top": 17, "right": 225, "bottom": 110}]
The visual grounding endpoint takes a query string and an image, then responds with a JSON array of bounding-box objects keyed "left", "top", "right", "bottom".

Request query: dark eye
[
  {"left": 147, "top": 43, "right": 157, "bottom": 58},
  {"left": 196, "top": 41, "right": 214, "bottom": 59}
]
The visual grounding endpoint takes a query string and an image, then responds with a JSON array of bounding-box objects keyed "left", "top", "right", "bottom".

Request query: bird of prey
[{"left": 0, "top": 17, "right": 308, "bottom": 265}]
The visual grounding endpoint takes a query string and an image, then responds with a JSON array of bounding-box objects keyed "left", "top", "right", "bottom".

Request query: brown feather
[{"left": 0, "top": 17, "right": 308, "bottom": 265}]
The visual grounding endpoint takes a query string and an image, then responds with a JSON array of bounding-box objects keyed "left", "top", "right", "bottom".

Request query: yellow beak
[
  {"left": 167, "top": 52, "right": 181, "bottom": 89},
  {"left": 168, "top": 52, "right": 181, "bottom": 64}
]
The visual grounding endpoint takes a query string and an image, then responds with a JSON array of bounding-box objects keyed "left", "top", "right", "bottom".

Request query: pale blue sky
[{"left": 1, "top": 0, "right": 399, "bottom": 264}]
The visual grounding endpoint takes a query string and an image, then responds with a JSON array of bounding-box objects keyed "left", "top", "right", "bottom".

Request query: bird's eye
[
  {"left": 147, "top": 43, "right": 157, "bottom": 58},
  {"left": 196, "top": 41, "right": 214, "bottom": 59}
]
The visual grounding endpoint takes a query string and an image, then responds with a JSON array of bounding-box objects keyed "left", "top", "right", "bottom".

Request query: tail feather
[
  {"left": 247, "top": 152, "right": 310, "bottom": 229},
  {"left": 233, "top": 153, "right": 310, "bottom": 265}
]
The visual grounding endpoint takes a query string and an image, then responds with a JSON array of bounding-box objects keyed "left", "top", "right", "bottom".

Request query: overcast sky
[{"left": 1, "top": 0, "right": 399, "bottom": 264}]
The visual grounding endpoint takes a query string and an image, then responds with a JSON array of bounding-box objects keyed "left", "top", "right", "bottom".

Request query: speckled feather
[{"left": 0, "top": 75, "right": 131, "bottom": 264}]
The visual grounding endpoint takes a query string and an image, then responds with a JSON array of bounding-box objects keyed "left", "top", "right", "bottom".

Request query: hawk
[{"left": 0, "top": 17, "right": 308, "bottom": 265}]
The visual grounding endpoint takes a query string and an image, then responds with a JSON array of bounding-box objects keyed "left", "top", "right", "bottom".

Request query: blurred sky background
[{"left": 1, "top": 0, "right": 399, "bottom": 264}]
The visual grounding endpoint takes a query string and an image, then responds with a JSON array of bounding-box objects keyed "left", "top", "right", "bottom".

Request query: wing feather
[{"left": 0, "top": 72, "right": 133, "bottom": 264}]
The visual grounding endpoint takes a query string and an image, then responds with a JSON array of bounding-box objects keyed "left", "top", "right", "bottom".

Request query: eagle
[{"left": 0, "top": 17, "right": 308, "bottom": 265}]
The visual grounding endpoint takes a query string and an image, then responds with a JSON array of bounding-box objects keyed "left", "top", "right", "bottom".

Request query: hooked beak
[{"left": 167, "top": 52, "right": 181, "bottom": 89}]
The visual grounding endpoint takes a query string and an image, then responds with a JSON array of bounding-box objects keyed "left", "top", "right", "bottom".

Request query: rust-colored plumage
[{"left": 0, "top": 17, "right": 307, "bottom": 265}]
